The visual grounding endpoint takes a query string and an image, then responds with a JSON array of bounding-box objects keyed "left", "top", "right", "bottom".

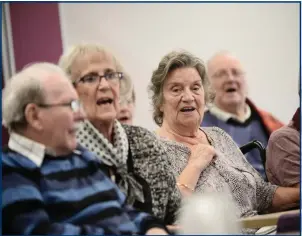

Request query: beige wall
[{"left": 59, "top": 3, "right": 300, "bottom": 131}]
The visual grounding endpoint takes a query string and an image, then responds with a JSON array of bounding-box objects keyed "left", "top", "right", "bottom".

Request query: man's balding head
[
  {"left": 206, "top": 51, "right": 248, "bottom": 112},
  {"left": 2, "top": 63, "right": 70, "bottom": 131}
]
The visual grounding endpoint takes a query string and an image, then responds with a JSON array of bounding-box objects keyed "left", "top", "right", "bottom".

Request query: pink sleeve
[{"left": 266, "top": 129, "right": 300, "bottom": 187}]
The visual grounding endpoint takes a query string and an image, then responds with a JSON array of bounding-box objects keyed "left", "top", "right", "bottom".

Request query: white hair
[
  {"left": 2, "top": 62, "right": 68, "bottom": 132},
  {"left": 58, "top": 43, "right": 132, "bottom": 100}
]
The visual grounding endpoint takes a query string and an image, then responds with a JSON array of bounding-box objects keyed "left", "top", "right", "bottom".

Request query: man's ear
[{"left": 24, "top": 104, "right": 43, "bottom": 131}]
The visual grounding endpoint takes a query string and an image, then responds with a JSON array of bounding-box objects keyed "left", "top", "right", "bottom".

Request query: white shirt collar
[
  {"left": 8, "top": 132, "right": 46, "bottom": 167},
  {"left": 8, "top": 132, "right": 82, "bottom": 167},
  {"left": 208, "top": 104, "right": 251, "bottom": 123}
]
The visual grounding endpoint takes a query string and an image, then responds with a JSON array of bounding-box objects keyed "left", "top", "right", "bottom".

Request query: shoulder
[
  {"left": 202, "top": 109, "right": 217, "bottom": 121},
  {"left": 268, "top": 125, "right": 300, "bottom": 149},
  {"left": 202, "top": 127, "right": 243, "bottom": 158},
  {"left": 2, "top": 148, "right": 38, "bottom": 171},
  {"left": 122, "top": 124, "right": 162, "bottom": 148},
  {"left": 2, "top": 151, "right": 41, "bottom": 194},
  {"left": 247, "top": 99, "right": 284, "bottom": 131},
  {"left": 122, "top": 125, "right": 166, "bottom": 159},
  {"left": 270, "top": 125, "right": 299, "bottom": 140},
  {"left": 122, "top": 124, "right": 156, "bottom": 138},
  {"left": 258, "top": 109, "right": 283, "bottom": 125},
  {"left": 202, "top": 126, "right": 233, "bottom": 141}
]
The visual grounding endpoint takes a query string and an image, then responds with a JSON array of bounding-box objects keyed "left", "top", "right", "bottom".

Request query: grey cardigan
[
  {"left": 160, "top": 127, "right": 278, "bottom": 233},
  {"left": 122, "top": 124, "right": 181, "bottom": 224},
  {"left": 78, "top": 123, "right": 181, "bottom": 224}
]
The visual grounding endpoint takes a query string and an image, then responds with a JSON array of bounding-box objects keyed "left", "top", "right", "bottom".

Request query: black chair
[{"left": 240, "top": 140, "right": 268, "bottom": 181}]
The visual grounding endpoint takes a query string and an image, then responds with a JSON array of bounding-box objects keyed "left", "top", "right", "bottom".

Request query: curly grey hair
[
  {"left": 149, "top": 50, "right": 213, "bottom": 126},
  {"left": 2, "top": 62, "right": 67, "bottom": 132},
  {"left": 58, "top": 43, "right": 132, "bottom": 98}
]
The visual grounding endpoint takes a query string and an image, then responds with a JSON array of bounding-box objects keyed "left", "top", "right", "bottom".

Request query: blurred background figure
[
  {"left": 118, "top": 76, "right": 136, "bottom": 125},
  {"left": 202, "top": 51, "right": 284, "bottom": 179}
]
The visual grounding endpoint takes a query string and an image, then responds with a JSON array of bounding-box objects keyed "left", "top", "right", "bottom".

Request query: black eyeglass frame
[{"left": 73, "top": 72, "right": 124, "bottom": 85}]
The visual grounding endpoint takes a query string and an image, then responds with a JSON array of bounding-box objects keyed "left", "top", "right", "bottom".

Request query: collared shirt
[
  {"left": 8, "top": 132, "right": 80, "bottom": 167},
  {"left": 208, "top": 104, "right": 251, "bottom": 123},
  {"left": 8, "top": 132, "right": 47, "bottom": 167},
  {"left": 3, "top": 136, "right": 164, "bottom": 235}
]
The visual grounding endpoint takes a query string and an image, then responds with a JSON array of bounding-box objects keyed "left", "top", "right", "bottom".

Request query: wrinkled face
[
  {"left": 38, "top": 75, "right": 85, "bottom": 154},
  {"left": 208, "top": 54, "right": 247, "bottom": 109},
  {"left": 161, "top": 67, "right": 205, "bottom": 130},
  {"left": 117, "top": 99, "right": 135, "bottom": 125},
  {"left": 72, "top": 52, "right": 120, "bottom": 125}
]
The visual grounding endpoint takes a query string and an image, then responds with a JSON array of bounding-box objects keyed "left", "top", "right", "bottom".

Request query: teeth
[
  {"left": 181, "top": 107, "right": 195, "bottom": 112},
  {"left": 119, "top": 117, "right": 129, "bottom": 121},
  {"left": 97, "top": 98, "right": 113, "bottom": 105},
  {"left": 226, "top": 88, "right": 236, "bottom": 92}
]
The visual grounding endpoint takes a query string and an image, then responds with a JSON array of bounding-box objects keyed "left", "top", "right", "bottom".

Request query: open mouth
[
  {"left": 119, "top": 116, "right": 130, "bottom": 122},
  {"left": 180, "top": 107, "right": 196, "bottom": 112},
  {"left": 97, "top": 98, "right": 113, "bottom": 105},
  {"left": 225, "top": 88, "right": 237, "bottom": 93}
]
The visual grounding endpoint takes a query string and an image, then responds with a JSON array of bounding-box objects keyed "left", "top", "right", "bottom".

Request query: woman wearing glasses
[{"left": 58, "top": 43, "right": 181, "bottom": 225}]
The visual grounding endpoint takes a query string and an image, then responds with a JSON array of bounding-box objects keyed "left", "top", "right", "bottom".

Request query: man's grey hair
[
  {"left": 2, "top": 62, "right": 68, "bottom": 132},
  {"left": 58, "top": 43, "right": 132, "bottom": 99}
]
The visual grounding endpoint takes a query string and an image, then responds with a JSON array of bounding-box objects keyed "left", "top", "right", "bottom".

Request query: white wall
[{"left": 59, "top": 3, "right": 300, "bottom": 131}]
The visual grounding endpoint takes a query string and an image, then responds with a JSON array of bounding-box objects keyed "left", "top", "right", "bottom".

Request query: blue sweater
[
  {"left": 2, "top": 146, "right": 166, "bottom": 235},
  {"left": 202, "top": 111, "right": 268, "bottom": 179}
]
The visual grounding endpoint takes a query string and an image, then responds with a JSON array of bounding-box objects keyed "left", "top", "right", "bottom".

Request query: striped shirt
[{"left": 2, "top": 133, "right": 166, "bottom": 235}]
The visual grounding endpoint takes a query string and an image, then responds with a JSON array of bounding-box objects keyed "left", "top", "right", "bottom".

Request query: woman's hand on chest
[{"left": 188, "top": 143, "right": 216, "bottom": 172}]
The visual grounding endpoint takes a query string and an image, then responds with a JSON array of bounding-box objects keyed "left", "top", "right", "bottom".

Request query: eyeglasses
[
  {"left": 37, "top": 100, "right": 82, "bottom": 113},
  {"left": 74, "top": 72, "right": 123, "bottom": 86},
  {"left": 213, "top": 69, "right": 245, "bottom": 79}
]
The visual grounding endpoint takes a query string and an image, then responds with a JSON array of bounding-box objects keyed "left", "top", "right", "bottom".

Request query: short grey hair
[
  {"left": 149, "top": 50, "right": 213, "bottom": 126},
  {"left": 58, "top": 43, "right": 132, "bottom": 98},
  {"left": 2, "top": 62, "right": 68, "bottom": 132}
]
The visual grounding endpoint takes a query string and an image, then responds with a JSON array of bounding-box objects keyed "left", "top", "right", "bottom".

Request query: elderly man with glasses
[
  {"left": 201, "top": 51, "right": 283, "bottom": 180},
  {"left": 2, "top": 62, "right": 170, "bottom": 235}
]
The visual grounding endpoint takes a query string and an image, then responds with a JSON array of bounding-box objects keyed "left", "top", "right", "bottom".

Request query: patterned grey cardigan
[
  {"left": 121, "top": 125, "right": 181, "bottom": 224},
  {"left": 160, "top": 127, "right": 278, "bottom": 223},
  {"left": 77, "top": 120, "right": 181, "bottom": 224}
]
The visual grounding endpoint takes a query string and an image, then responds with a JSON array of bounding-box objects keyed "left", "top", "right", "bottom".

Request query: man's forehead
[
  {"left": 208, "top": 53, "right": 243, "bottom": 72},
  {"left": 43, "top": 74, "right": 74, "bottom": 98}
]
